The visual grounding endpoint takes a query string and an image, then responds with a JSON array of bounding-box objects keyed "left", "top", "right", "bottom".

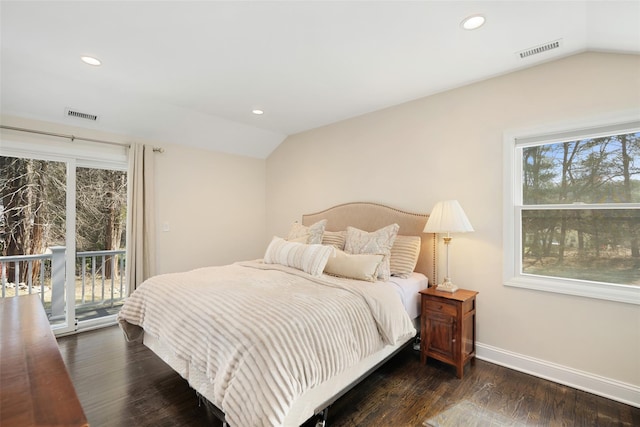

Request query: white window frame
[{"left": 503, "top": 112, "right": 640, "bottom": 305}]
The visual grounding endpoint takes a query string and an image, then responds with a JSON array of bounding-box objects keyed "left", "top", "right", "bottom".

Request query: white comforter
[{"left": 117, "top": 260, "right": 416, "bottom": 427}]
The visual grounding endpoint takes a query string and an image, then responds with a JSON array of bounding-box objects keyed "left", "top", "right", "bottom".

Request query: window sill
[{"left": 504, "top": 275, "right": 640, "bottom": 305}]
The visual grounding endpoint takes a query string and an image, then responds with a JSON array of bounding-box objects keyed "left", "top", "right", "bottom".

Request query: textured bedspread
[{"left": 117, "top": 260, "right": 415, "bottom": 427}]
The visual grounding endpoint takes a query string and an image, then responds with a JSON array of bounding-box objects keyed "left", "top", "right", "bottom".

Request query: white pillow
[
  {"left": 324, "top": 250, "right": 384, "bottom": 282},
  {"left": 287, "top": 219, "right": 327, "bottom": 244},
  {"left": 264, "top": 236, "right": 334, "bottom": 277},
  {"left": 287, "top": 235, "right": 309, "bottom": 244},
  {"left": 344, "top": 224, "right": 399, "bottom": 281}
]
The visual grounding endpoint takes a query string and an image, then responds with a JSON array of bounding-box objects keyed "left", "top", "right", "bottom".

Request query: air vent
[
  {"left": 517, "top": 39, "right": 562, "bottom": 59},
  {"left": 65, "top": 108, "right": 98, "bottom": 121}
]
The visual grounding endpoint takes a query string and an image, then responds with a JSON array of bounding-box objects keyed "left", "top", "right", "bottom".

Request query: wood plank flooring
[{"left": 57, "top": 326, "right": 639, "bottom": 426}]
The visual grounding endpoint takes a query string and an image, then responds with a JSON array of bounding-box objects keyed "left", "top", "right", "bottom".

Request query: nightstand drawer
[{"left": 424, "top": 299, "right": 457, "bottom": 316}]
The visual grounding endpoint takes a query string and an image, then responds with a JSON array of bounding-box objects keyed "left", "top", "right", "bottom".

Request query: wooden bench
[{"left": 0, "top": 294, "right": 88, "bottom": 427}]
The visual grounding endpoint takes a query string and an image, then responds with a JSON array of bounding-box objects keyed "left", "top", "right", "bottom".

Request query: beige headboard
[{"left": 302, "top": 202, "right": 436, "bottom": 285}]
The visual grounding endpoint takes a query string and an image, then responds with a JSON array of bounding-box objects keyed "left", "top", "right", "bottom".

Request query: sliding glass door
[
  {"left": 0, "top": 156, "right": 68, "bottom": 327},
  {"left": 0, "top": 144, "right": 127, "bottom": 334},
  {"left": 75, "top": 166, "right": 127, "bottom": 326}
]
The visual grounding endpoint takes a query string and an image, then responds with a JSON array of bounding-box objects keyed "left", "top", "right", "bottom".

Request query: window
[
  {"left": 0, "top": 135, "right": 128, "bottom": 332},
  {"left": 504, "top": 117, "right": 640, "bottom": 304}
]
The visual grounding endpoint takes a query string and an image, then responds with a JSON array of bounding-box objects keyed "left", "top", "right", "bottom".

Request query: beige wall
[
  {"left": 154, "top": 142, "right": 266, "bottom": 274},
  {"left": 0, "top": 115, "right": 267, "bottom": 276},
  {"left": 266, "top": 52, "right": 640, "bottom": 388}
]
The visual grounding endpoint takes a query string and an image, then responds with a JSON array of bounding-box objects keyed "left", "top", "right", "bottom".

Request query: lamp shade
[{"left": 423, "top": 200, "right": 474, "bottom": 233}]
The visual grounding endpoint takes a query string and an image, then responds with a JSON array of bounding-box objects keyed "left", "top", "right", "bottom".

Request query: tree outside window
[
  {"left": 0, "top": 156, "right": 127, "bottom": 284},
  {"left": 519, "top": 131, "right": 640, "bottom": 287}
]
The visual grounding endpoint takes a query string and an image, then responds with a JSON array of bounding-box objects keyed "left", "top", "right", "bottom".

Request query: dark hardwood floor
[{"left": 57, "top": 326, "right": 639, "bottom": 426}]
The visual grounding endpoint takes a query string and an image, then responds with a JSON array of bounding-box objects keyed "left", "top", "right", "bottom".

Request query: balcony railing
[{"left": 0, "top": 247, "right": 126, "bottom": 321}]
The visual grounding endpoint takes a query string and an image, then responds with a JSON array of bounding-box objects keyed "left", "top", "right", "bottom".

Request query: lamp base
[{"left": 436, "top": 277, "right": 458, "bottom": 293}]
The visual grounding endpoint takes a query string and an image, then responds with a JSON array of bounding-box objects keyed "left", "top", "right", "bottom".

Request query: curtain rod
[{"left": 0, "top": 125, "right": 164, "bottom": 153}]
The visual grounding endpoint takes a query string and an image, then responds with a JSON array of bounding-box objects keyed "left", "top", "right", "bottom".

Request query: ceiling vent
[
  {"left": 517, "top": 39, "right": 562, "bottom": 59},
  {"left": 65, "top": 108, "right": 98, "bottom": 121}
]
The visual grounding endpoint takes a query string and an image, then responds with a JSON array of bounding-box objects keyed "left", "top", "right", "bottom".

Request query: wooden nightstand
[{"left": 419, "top": 287, "right": 478, "bottom": 379}]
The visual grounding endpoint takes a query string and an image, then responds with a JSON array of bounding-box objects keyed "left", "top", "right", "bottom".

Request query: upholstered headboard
[{"left": 302, "top": 202, "right": 436, "bottom": 285}]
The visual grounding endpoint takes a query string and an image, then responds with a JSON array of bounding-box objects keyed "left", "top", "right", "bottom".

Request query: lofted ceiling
[{"left": 1, "top": 1, "right": 639, "bottom": 158}]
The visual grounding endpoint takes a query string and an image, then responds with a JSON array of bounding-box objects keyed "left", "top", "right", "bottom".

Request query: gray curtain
[{"left": 126, "top": 143, "right": 156, "bottom": 295}]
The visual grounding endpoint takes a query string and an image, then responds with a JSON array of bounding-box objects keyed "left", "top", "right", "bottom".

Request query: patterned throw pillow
[
  {"left": 344, "top": 224, "right": 400, "bottom": 281},
  {"left": 390, "top": 235, "right": 421, "bottom": 278},
  {"left": 287, "top": 219, "right": 327, "bottom": 244},
  {"left": 264, "top": 236, "right": 335, "bottom": 277}
]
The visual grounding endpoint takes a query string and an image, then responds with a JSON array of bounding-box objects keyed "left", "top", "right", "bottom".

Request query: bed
[{"left": 118, "top": 202, "right": 435, "bottom": 426}]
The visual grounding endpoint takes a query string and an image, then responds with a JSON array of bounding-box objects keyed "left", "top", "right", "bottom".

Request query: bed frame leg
[
  {"left": 197, "top": 392, "right": 228, "bottom": 426},
  {"left": 315, "top": 408, "right": 329, "bottom": 427}
]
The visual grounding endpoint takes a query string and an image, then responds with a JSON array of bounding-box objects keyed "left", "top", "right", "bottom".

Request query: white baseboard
[{"left": 476, "top": 342, "right": 640, "bottom": 408}]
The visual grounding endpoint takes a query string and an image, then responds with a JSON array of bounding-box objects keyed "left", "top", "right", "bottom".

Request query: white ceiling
[{"left": 1, "top": 1, "right": 639, "bottom": 158}]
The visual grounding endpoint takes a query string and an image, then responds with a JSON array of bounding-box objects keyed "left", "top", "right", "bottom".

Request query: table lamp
[{"left": 423, "top": 200, "right": 474, "bottom": 292}]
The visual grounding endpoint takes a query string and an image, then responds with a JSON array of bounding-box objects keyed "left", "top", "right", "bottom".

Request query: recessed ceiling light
[
  {"left": 252, "top": 109, "right": 264, "bottom": 115},
  {"left": 461, "top": 15, "right": 485, "bottom": 30},
  {"left": 80, "top": 56, "right": 101, "bottom": 66}
]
